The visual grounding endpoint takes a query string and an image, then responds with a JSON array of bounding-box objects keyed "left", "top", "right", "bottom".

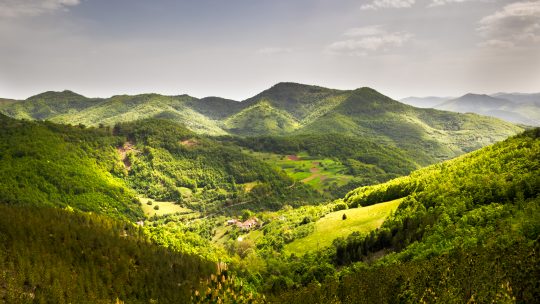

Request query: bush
[{"left": 333, "top": 201, "right": 348, "bottom": 212}]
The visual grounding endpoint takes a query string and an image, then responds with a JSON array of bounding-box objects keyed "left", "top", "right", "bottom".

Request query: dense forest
[
  {"left": 0, "top": 114, "right": 142, "bottom": 221},
  {"left": 0, "top": 204, "right": 215, "bottom": 303}
]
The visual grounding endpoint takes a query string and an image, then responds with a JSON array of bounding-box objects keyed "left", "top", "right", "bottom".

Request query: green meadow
[
  {"left": 285, "top": 198, "right": 402, "bottom": 254},
  {"left": 139, "top": 196, "right": 195, "bottom": 217}
]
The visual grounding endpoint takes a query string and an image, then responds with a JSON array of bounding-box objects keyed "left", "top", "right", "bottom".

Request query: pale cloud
[
  {"left": 477, "top": 1, "right": 540, "bottom": 47},
  {"left": 328, "top": 26, "right": 412, "bottom": 56},
  {"left": 0, "top": 0, "right": 80, "bottom": 17},
  {"left": 361, "top": 0, "right": 415, "bottom": 10},
  {"left": 429, "top": 0, "right": 476, "bottom": 7},
  {"left": 478, "top": 39, "right": 515, "bottom": 48},
  {"left": 343, "top": 25, "right": 385, "bottom": 37},
  {"left": 256, "top": 47, "right": 293, "bottom": 55}
]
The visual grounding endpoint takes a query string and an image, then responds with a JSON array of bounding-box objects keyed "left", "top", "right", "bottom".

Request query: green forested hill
[
  {"left": 0, "top": 90, "right": 101, "bottom": 121},
  {"left": 298, "top": 87, "right": 522, "bottom": 164},
  {"left": 270, "top": 128, "right": 540, "bottom": 303},
  {"left": 113, "top": 119, "right": 322, "bottom": 212},
  {"left": 0, "top": 114, "right": 142, "bottom": 220},
  {"left": 0, "top": 114, "right": 322, "bottom": 216},
  {"left": 0, "top": 83, "right": 523, "bottom": 165},
  {"left": 223, "top": 133, "right": 421, "bottom": 196},
  {"left": 0, "top": 204, "right": 215, "bottom": 304},
  {"left": 0, "top": 91, "right": 538, "bottom": 303}
]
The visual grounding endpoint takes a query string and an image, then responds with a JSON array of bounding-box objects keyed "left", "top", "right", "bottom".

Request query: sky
[{"left": 0, "top": 0, "right": 539, "bottom": 100}]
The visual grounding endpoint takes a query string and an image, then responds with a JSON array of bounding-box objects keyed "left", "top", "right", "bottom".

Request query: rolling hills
[
  {"left": 0, "top": 83, "right": 524, "bottom": 166},
  {"left": 0, "top": 114, "right": 324, "bottom": 215},
  {"left": 0, "top": 84, "right": 538, "bottom": 302}
]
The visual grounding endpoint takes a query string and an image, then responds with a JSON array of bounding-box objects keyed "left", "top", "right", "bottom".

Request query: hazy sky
[{"left": 1, "top": 0, "right": 539, "bottom": 100}]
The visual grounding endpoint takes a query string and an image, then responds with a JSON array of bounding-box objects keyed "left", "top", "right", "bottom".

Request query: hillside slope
[
  {"left": 272, "top": 128, "right": 540, "bottom": 303},
  {"left": 0, "top": 204, "right": 215, "bottom": 303},
  {"left": 0, "top": 114, "right": 143, "bottom": 220},
  {"left": 436, "top": 93, "right": 540, "bottom": 126},
  {"left": 0, "top": 114, "right": 323, "bottom": 216},
  {"left": 399, "top": 96, "right": 451, "bottom": 108},
  {"left": 300, "top": 88, "right": 522, "bottom": 164},
  {"left": 0, "top": 83, "right": 524, "bottom": 164},
  {"left": 0, "top": 90, "right": 101, "bottom": 120}
]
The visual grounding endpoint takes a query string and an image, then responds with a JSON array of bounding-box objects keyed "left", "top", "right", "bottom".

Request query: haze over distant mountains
[{"left": 401, "top": 92, "right": 540, "bottom": 126}]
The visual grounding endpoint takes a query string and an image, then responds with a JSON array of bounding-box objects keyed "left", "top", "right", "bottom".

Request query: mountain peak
[
  {"left": 461, "top": 93, "right": 492, "bottom": 99},
  {"left": 27, "top": 90, "right": 87, "bottom": 101}
]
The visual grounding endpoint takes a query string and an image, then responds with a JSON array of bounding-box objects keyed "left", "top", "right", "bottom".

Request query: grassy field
[
  {"left": 249, "top": 151, "right": 353, "bottom": 192},
  {"left": 139, "top": 196, "right": 194, "bottom": 217},
  {"left": 285, "top": 198, "right": 402, "bottom": 254}
]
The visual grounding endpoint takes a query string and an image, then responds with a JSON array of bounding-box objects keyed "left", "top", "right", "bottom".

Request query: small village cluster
[{"left": 226, "top": 217, "right": 261, "bottom": 231}]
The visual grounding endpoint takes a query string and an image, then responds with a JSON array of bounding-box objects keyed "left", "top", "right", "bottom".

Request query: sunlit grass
[
  {"left": 139, "top": 196, "right": 194, "bottom": 217},
  {"left": 285, "top": 198, "right": 402, "bottom": 254}
]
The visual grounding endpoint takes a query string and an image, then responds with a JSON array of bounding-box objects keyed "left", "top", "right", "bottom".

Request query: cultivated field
[{"left": 250, "top": 151, "right": 353, "bottom": 192}]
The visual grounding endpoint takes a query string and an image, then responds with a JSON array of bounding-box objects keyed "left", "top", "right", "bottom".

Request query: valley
[
  {"left": 0, "top": 84, "right": 538, "bottom": 303},
  {"left": 4, "top": 0, "right": 540, "bottom": 301}
]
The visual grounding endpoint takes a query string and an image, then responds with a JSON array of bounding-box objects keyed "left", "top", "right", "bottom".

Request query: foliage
[
  {"left": 1, "top": 83, "right": 523, "bottom": 166},
  {"left": 192, "top": 271, "right": 265, "bottom": 304},
  {"left": 223, "top": 133, "right": 419, "bottom": 197},
  {"left": 114, "top": 119, "right": 323, "bottom": 212},
  {"left": 270, "top": 240, "right": 540, "bottom": 303},
  {"left": 0, "top": 114, "right": 142, "bottom": 221},
  {"left": 0, "top": 204, "right": 215, "bottom": 303}
]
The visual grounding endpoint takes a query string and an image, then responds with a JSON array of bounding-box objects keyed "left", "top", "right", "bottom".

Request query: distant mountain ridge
[
  {"left": 401, "top": 92, "right": 540, "bottom": 126},
  {"left": 0, "top": 82, "right": 524, "bottom": 164}
]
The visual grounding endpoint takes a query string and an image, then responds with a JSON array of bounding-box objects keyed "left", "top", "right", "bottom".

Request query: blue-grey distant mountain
[
  {"left": 492, "top": 92, "right": 540, "bottom": 105},
  {"left": 435, "top": 93, "right": 540, "bottom": 126}
]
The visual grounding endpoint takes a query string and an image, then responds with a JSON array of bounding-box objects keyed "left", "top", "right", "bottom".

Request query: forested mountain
[
  {"left": 0, "top": 114, "right": 143, "bottom": 221},
  {"left": 0, "top": 114, "right": 323, "bottom": 215},
  {"left": 492, "top": 92, "right": 540, "bottom": 105},
  {"left": 0, "top": 84, "right": 538, "bottom": 303},
  {"left": 0, "top": 83, "right": 523, "bottom": 165},
  {"left": 436, "top": 93, "right": 540, "bottom": 126}
]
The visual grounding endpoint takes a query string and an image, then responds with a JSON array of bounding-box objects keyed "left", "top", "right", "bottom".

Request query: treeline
[
  {"left": 222, "top": 133, "right": 419, "bottom": 174},
  {"left": 0, "top": 204, "right": 215, "bottom": 303}
]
